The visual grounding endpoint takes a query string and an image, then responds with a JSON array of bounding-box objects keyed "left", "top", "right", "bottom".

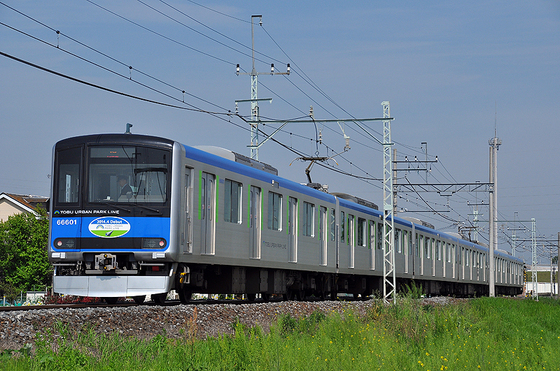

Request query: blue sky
[{"left": 1, "top": 0, "right": 559, "bottom": 264}]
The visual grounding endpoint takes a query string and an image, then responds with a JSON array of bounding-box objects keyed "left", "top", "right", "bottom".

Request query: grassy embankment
[{"left": 1, "top": 295, "right": 559, "bottom": 370}]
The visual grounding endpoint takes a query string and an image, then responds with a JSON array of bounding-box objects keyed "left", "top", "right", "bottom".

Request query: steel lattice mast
[{"left": 382, "top": 101, "right": 396, "bottom": 303}]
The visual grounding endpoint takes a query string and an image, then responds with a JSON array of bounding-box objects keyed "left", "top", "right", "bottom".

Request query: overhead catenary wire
[
  {"left": 1, "top": 1, "right": 490, "bottom": 234},
  {"left": 2, "top": 8, "right": 383, "bottom": 189}
]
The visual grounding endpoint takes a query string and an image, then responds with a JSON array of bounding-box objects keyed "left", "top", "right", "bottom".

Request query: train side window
[
  {"left": 377, "top": 222, "right": 383, "bottom": 250},
  {"left": 407, "top": 231, "right": 412, "bottom": 255},
  {"left": 425, "top": 237, "right": 431, "bottom": 259},
  {"left": 369, "top": 220, "right": 375, "bottom": 249},
  {"left": 330, "top": 208, "right": 336, "bottom": 241},
  {"left": 357, "top": 218, "right": 367, "bottom": 247},
  {"left": 436, "top": 240, "right": 441, "bottom": 261},
  {"left": 340, "top": 211, "right": 346, "bottom": 243},
  {"left": 347, "top": 214, "right": 354, "bottom": 245},
  {"left": 451, "top": 244, "right": 455, "bottom": 263},
  {"left": 224, "top": 179, "right": 242, "bottom": 224},
  {"left": 302, "top": 201, "right": 315, "bottom": 237},
  {"left": 267, "top": 191, "right": 282, "bottom": 231},
  {"left": 395, "top": 229, "right": 401, "bottom": 253}
]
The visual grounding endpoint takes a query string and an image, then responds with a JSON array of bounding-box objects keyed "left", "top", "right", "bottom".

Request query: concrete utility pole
[
  {"left": 531, "top": 218, "right": 538, "bottom": 299},
  {"left": 236, "top": 15, "right": 290, "bottom": 160},
  {"left": 488, "top": 134, "right": 501, "bottom": 297}
]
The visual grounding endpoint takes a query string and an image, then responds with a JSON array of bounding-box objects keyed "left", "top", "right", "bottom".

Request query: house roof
[{"left": 0, "top": 193, "right": 49, "bottom": 215}]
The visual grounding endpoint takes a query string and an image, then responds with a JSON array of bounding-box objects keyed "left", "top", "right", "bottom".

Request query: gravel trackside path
[{"left": 0, "top": 297, "right": 458, "bottom": 351}]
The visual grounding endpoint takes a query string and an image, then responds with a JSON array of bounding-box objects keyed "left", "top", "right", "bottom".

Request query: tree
[
  {"left": 553, "top": 255, "right": 558, "bottom": 264},
  {"left": 0, "top": 207, "right": 51, "bottom": 298}
]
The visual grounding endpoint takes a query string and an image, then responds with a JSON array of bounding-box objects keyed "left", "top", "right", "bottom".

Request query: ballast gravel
[{"left": 0, "top": 297, "right": 458, "bottom": 352}]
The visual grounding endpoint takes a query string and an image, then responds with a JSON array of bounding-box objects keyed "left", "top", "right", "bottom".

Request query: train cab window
[
  {"left": 224, "top": 179, "right": 242, "bottom": 223},
  {"left": 87, "top": 146, "right": 169, "bottom": 203},
  {"left": 55, "top": 146, "right": 81, "bottom": 204},
  {"left": 302, "top": 201, "right": 315, "bottom": 237},
  {"left": 267, "top": 192, "right": 282, "bottom": 231},
  {"left": 357, "top": 218, "right": 367, "bottom": 247}
]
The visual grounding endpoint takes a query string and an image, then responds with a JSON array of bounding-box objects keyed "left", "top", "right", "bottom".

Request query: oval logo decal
[{"left": 88, "top": 217, "right": 130, "bottom": 238}]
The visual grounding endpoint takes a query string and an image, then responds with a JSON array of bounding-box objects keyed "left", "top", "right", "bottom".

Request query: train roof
[
  {"left": 55, "top": 133, "right": 175, "bottom": 149},
  {"left": 184, "top": 141, "right": 523, "bottom": 264},
  {"left": 193, "top": 145, "right": 278, "bottom": 175}
]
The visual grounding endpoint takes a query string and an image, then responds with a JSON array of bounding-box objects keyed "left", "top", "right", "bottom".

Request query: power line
[
  {"left": 0, "top": 4, "right": 230, "bottom": 112},
  {"left": 0, "top": 50, "right": 235, "bottom": 119},
  {"left": 84, "top": 0, "right": 233, "bottom": 65},
  {"left": 2, "top": 2, "right": 478, "bottom": 224},
  {"left": 137, "top": 0, "right": 255, "bottom": 61}
]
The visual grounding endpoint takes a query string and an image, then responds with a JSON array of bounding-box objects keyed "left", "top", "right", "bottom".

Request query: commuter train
[{"left": 48, "top": 133, "right": 524, "bottom": 304}]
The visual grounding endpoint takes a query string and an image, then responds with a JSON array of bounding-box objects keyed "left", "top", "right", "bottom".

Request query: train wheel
[
  {"left": 261, "top": 293, "right": 271, "bottom": 302},
  {"left": 104, "top": 297, "right": 118, "bottom": 305},
  {"left": 330, "top": 291, "right": 338, "bottom": 300},
  {"left": 132, "top": 295, "right": 146, "bottom": 304},
  {"left": 178, "top": 287, "right": 192, "bottom": 304},
  {"left": 247, "top": 293, "right": 256, "bottom": 302},
  {"left": 152, "top": 293, "right": 167, "bottom": 305}
]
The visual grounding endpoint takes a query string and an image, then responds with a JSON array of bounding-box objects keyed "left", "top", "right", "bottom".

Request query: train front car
[{"left": 49, "top": 134, "right": 178, "bottom": 304}]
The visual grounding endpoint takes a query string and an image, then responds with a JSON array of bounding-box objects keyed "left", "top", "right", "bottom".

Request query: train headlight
[
  {"left": 53, "top": 238, "right": 76, "bottom": 249},
  {"left": 142, "top": 238, "right": 167, "bottom": 249}
]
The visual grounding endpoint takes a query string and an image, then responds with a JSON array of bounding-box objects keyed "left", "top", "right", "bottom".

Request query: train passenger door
[
  {"left": 199, "top": 172, "right": 215, "bottom": 255},
  {"left": 182, "top": 168, "right": 193, "bottom": 254},
  {"left": 250, "top": 186, "right": 261, "bottom": 259},
  {"left": 319, "top": 206, "right": 327, "bottom": 266},
  {"left": 288, "top": 197, "right": 298, "bottom": 263}
]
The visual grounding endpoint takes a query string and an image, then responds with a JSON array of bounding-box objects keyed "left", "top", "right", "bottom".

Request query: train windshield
[
  {"left": 87, "top": 146, "right": 170, "bottom": 204},
  {"left": 55, "top": 146, "right": 82, "bottom": 205}
]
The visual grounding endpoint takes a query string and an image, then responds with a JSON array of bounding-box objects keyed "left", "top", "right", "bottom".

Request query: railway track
[
  {"left": 0, "top": 296, "right": 290, "bottom": 312},
  {"left": 0, "top": 302, "right": 141, "bottom": 312}
]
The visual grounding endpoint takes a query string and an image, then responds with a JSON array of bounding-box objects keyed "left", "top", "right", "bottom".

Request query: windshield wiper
[
  {"left": 135, "top": 204, "right": 162, "bottom": 214},
  {"left": 96, "top": 201, "right": 131, "bottom": 213}
]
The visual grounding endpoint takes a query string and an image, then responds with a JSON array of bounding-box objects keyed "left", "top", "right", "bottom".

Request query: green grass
[{"left": 2, "top": 297, "right": 560, "bottom": 370}]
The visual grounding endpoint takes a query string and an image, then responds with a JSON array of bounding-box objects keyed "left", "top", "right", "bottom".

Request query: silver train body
[{"left": 49, "top": 134, "right": 524, "bottom": 302}]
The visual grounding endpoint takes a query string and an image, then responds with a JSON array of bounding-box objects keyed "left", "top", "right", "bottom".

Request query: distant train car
[{"left": 48, "top": 133, "right": 523, "bottom": 303}]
